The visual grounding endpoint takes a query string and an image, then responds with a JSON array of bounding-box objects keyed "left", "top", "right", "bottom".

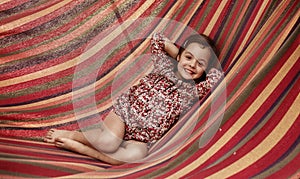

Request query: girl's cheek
[{"left": 197, "top": 68, "right": 205, "bottom": 75}]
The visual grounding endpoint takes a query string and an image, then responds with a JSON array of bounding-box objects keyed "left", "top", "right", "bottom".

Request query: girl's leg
[
  {"left": 55, "top": 138, "right": 148, "bottom": 165},
  {"left": 83, "top": 111, "right": 125, "bottom": 153},
  {"left": 44, "top": 110, "right": 125, "bottom": 153}
]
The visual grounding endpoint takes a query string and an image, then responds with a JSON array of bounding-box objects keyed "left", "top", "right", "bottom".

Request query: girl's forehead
[{"left": 185, "top": 43, "right": 211, "bottom": 61}]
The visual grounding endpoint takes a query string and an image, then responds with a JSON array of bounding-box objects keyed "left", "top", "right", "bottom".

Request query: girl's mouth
[{"left": 184, "top": 68, "right": 195, "bottom": 75}]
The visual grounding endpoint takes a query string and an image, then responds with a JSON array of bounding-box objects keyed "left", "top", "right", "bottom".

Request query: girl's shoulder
[{"left": 206, "top": 68, "right": 223, "bottom": 81}]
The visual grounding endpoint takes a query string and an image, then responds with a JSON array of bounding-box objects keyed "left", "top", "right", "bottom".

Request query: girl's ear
[{"left": 176, "top": 54, "right": 180, "bottom": 62}]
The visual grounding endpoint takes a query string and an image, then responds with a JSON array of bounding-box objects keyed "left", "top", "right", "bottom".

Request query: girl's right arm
[{"left": 163, "top": 37, "right": 179, "bottom": 59}]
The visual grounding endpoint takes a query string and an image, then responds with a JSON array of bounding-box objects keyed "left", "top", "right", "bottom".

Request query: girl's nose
[{"left": 189, "top": 59, "right": 197, "bottom": 68}]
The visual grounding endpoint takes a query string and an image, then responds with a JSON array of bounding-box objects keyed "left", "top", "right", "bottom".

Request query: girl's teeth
[{"left": 185, "top": 69, "right": 193, "bottom": 74}]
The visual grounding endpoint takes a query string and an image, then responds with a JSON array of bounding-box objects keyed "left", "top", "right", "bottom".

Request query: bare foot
[
  {"left": 44, "top": 129, "right": 75, "bottom": 143},
  {"left": 54, "top": 138, "right": 85, "bottom": 152}
]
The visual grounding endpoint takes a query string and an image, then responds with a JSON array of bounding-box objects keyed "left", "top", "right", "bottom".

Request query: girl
[{"left": 44, "top": 32, "right": 223, "bottom": 165}]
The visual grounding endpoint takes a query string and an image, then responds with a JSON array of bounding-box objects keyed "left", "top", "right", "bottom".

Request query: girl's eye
[
  {"left": 197, "top": 62, "right": 205, "bottom": 67},
  {"left": 185, "top": 55, "right": 192, "bottom": 59}
]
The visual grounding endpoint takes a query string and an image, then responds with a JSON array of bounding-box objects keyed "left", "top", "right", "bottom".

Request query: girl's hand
[{"left": 152, "top": 32, "right": 179, "bottom": 59}]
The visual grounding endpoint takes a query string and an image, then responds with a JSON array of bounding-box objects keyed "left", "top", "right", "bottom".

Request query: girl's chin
[{"left": 179, "top": 73, "right": 194, "bottom": 81}]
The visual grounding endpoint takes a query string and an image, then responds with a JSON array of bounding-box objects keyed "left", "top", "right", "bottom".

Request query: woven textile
[{"left": 0, "top": 0, "right": 299, "bottom": 178}]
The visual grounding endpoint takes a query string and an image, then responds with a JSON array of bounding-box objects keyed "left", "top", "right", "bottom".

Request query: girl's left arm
[
  {"left": 197, "top": 68, "right": 223, "bottom": 99},
  {"left": 151, "top": 32, "right": 179, "bottom": 59}
]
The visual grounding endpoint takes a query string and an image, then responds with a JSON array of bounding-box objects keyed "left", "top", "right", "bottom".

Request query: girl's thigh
[{"left": 102, "top": 110, "right": 125, "bottom": 140}]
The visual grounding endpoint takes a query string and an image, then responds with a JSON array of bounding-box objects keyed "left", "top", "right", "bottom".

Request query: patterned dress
[{"left": 113, "top": 33, "right": 223, "bottom": 147}]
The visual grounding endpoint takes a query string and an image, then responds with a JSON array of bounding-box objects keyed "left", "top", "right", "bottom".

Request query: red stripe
[
  {"left": 0, "top": 11, "right": 163, "bottom": 107},
  {"left": 0, "top": 41, "right": 132, "bottom": 106},
  {"left": 143, "top": 1, "right": 174, "bottom": 18},
  {"left": 0, "top": 0, "right": 30, "bottom": 11},
  {"left": 0, "top": 122, "right": 80, "bottom": 138},
  {"left": 156, "top": 1, "right": 190, "bottom": 37},
  {"left": 0, "top": 21, "right": 131, "bottom": 89},
  {"left": 0, "top": 145, "right": 105, "bottom": 166},
  {"left": 188, "top": 1, "right": 208, "bottom": 29},
  {"left": 0, "top": 137, "right": 54, "bottom": 148},
  {"left": 0, "top": 160, "right": 72, "bottom": 177},
  {"left": 173, "top": 1, "right": 196, "bottom": 22},
  {"left": 224, "top": 6, "right": 289, "bottom": 99},
  {"left": 0, "top": 0, "right": 64, "bottom": 25},
  {"left": 0, "top": 70, "right": 111, "bottom": 111},
  {"left": 266, "top": 153, "right": 300, "bottom": 179}
]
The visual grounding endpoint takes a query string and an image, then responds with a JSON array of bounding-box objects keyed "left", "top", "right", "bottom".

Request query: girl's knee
[
  {"left": 123, "top": 143, "right": 148, "bottom": 162},
  {"left": 130, "top": 147, "right": 147, "bottom": 160},
  {"left": 93, "top": 134, "right": 122, "bottom": 153},
  {"left": 105, "top": 142, "right": 148, "bottom": 164}
]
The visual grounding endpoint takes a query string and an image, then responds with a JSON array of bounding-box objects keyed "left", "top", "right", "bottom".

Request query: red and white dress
[{"left": 113, "top": 33, "right": 223, "bottom": 147}]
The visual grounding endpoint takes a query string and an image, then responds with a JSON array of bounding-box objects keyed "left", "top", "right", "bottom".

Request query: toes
[
  {"left": 54, "top": 137, "right": 70, "bottom": 148},
  {"left": 45, "top": 133, "right": 52, "bottom": 138},
  {"left": 47, "top": 129, "right": 56, "bottom": 135},
  {"left": 45, "top": 129, "right": 54, "bottom": 137},
  {"left": 44, "top": 137, "right": 53, "bottom": 143},
  {"left": 44, "top": 129, "right": 57, "bottom": 143}
]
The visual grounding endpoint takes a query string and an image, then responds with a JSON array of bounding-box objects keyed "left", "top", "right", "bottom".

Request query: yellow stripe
[
  {"left": 0, "top": 0, "right": 73, "bottom": 33},
  {"left": 0, "top": 58, "right": 79, "bottom": 88},
  {"left": 203, "top": 0, "right": 228, "bottom": 35},
  {"left": 167, "top": 45, "right": 299, "bottom": 178},
  {"left": 209, "top": 93, "right": 300, "bottom": 178}
]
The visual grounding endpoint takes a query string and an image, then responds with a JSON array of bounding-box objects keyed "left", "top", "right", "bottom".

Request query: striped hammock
[{"left": 0, "top": 0, "right": 299, "bottom": 178}]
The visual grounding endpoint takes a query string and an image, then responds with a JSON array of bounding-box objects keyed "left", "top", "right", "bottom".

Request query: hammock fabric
[{"left": 0, "top": 0, "right": 299, "bottom": 178}]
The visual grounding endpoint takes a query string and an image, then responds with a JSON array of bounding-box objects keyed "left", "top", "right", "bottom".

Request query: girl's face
[{"left": 176, "top": 43, "right": 211, "bottom": 81}]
